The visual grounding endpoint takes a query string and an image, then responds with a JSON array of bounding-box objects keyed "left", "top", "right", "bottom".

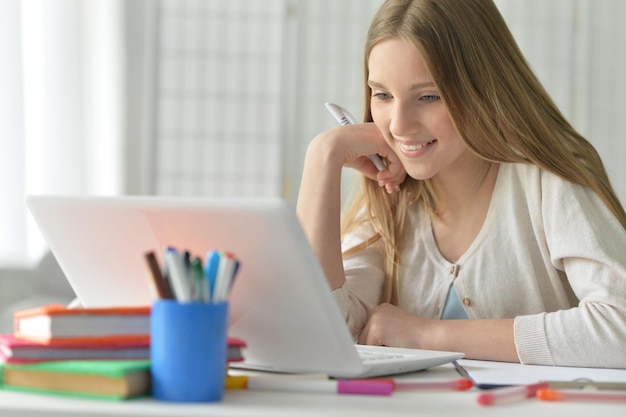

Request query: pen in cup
[
  {"left": 324, "top": 102, "right": 387, "bottom": 171},
  {"left": 165, "top": 249, "right": 192, "bottom": 302},
  {"left": 204, "top": 250, "right": 221, "bottom": 301},
  {"left": 147, "top": 247, "right": 241, "bottom": 304},
  {"left": 213, "top": 251, "right": 236, "bottom": 303},
  {"left": 144, "top": 251, "right": 174, "bottom": 300},
  {"left": 191, "top": 257, "right": 205, "bottom": 301}
]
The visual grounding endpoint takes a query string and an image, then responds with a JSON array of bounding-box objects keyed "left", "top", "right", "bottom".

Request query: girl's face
[{"left": 368, "top": 37, "right": 470, "bottom": 182}]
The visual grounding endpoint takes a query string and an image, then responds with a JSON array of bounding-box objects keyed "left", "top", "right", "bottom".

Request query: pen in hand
[{"left": 325, "top": 102, "right": 387, "bottom": 171}]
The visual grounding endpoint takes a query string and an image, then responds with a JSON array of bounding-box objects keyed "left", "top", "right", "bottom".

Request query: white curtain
[
  {"left": 0, "top": 0, "right": 125, "bottom": 268},
  {"left": 494, "top": 0, "right": 626, "bottom": 202},
  {"left": 146, "top": 0, "right": 626, "bottom": 206}
]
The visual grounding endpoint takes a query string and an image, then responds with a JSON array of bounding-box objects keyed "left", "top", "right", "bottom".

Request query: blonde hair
[{"left": 342, "top": 0, "right": 626, "bottom": 304}]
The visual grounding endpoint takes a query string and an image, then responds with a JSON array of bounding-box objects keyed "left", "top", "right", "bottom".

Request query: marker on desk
[
  {"left": 476, "top": 382, "right": 548, "bottom": 406},
  {"left": 537, "top": 388, "right": 626, "bottom": 404},
  {"left": 226, "top": 375, "right": 393, "bottom": 396},
  {"left": 325, "top": 102, "right": 387, "bottom": 171},
  {"left": 546, "top": 379, "right": 626, "bottom": 390},
  {"left": 390, "top": 378, "right": 473, "bottom": 391}
]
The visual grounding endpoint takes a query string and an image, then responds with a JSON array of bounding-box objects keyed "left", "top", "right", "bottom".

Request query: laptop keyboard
[{"left": 358, "top": 350, "right": 407, "bottom": 363}]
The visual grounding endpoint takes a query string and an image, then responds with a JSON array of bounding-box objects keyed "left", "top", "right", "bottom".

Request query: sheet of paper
[{"left": 455, "top": 359, "right": 626, "bottom": 388}]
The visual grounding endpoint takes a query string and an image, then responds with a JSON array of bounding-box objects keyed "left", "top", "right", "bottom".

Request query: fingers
[
  {"left": 352, "top": 156, "right": 382, "bottom": 181},
  {"left": 374, "top": 145, "right": 406, "bottom": 193},
  {"left": 357, "top": 304, "right": 387, "bottom": 345},
  {"left": 357, "top": 323, "right": 377, "bottom": 346},
  {"left": 357, "top": 329, "right": 367, "bottom": 345},
  {"left": 377, "top": 165, "right": 406, "bottom": 194},
  {"left": 328, "top": 123, "right": 407, "bottom": 191},
  {"left": 377, "top": 180, "right": 400, "bottom": 194}
]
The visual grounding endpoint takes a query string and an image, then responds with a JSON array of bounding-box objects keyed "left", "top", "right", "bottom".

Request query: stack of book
[{"left": 0, "top": 303, "right": 246, "bottom": 400}]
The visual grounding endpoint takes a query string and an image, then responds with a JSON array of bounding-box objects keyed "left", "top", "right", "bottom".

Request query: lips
[{"left": 398, "top": 139, "right": 437, "bottom": 152}]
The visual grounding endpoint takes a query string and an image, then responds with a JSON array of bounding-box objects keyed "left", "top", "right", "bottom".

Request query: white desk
[{"left": 0, "top": 364, "right": 623, "bottom": 417}]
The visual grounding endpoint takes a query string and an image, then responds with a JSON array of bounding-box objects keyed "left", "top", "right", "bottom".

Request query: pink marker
[
  {"left": 244, "top": 376, "right": 394, "bottom": 396},
  {"left": 477, "top": 382, "right": 549, "bottom": 406},
  {"left": 391, "top": 378, "right": 473, "bottom": 391}
]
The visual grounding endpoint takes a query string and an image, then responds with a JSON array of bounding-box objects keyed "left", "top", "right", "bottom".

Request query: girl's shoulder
[
  {"left": 500, "top": 162, "right": 610, "bottom": 217},
  {"left": 500, "top": 162, "right": 587, "bottom": 194}
]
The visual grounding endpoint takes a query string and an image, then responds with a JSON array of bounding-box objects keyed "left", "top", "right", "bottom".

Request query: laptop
[{"left": 26, "top": 195, "right": 463, "bottom": 378}]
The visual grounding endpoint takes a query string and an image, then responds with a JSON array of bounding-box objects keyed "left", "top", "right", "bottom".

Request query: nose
[{"left": 389, "top": 102, "right": 419, "bottom": 138}]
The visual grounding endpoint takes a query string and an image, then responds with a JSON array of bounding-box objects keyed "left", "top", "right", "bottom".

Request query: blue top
[{"left": 441, "top": 284, "right": 469, "bottom": 320}]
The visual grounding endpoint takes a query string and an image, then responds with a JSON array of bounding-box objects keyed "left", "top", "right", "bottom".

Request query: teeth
[{"left": 400, "top": 140, "right": 434, "bottom": 151}]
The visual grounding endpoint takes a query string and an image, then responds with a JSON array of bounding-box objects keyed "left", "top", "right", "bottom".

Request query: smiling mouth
[{"left": 399, "top": 139, "right": 437, "bottom": 152}]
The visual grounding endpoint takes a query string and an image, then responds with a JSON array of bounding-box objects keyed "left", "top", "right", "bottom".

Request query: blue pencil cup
[{"left": 150, "top": 300, "right": 228, "bottom": 402}]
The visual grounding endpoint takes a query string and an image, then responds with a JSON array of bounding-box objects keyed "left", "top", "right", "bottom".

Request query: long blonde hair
[{"left": 341, "top": 0, "right": 626, "bottom": 304}]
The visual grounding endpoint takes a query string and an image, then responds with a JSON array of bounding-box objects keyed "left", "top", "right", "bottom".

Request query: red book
[
  {"left": 11, "top": 304, "right": 246, "bottom": 362},
  {"left": 0, "top": 333, "right": 149, "bottom": 363},
  {"left": 0, "top": 333, "right": 246, "bottom": 364},
  {"left": 13, "top": 304, "right": 151, "bottom": 345},
  {"left": 226, "top": 337, "right": 246, "bottom": 363}
]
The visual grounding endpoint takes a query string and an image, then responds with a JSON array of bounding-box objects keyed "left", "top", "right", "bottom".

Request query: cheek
[
  {"left": 434, "top": 112, "right": 460, "bottom": 142},
  {"left": 371, "top": 112, "right": 391, "bottom": 142}
]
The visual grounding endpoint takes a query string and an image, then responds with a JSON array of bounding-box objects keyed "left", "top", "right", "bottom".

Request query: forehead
[{"left": 368, "top": 37, "right": 433, "bottom": 85}]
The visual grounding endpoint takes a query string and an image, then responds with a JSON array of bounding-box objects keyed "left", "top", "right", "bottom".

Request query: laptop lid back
[{"left": 26, "top": 195, "right": 366, "bottom": 375}]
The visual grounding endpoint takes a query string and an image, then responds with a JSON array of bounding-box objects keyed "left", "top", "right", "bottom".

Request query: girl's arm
[
  {"left": 357, "top": 303, "right": 518, "bottom": 362},
  {"left": 296, "top": 129, "right": 346, "bottom": 290},
  {"left": 296, "top": 124, "right": 404, "bottom": 290}
]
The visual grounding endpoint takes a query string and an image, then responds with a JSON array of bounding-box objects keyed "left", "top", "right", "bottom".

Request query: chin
[{"left": 405, "top": 168, "right": 436, "bottom": 182}]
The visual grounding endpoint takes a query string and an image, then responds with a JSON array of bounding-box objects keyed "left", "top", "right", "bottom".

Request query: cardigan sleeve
[
  {"left": 332, "top": 225, "right": 386, "bottom": 340},
  {"left": 513, "top": 170, "right": 626, "bottom": 368}
]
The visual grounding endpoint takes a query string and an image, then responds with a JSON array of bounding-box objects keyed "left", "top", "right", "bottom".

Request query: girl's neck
[
  {"left": 430, "top": 155, "right": 499, "bottom": 219},
  {"left": 427, "top": 157, "right": 500, "bottom": 263}
]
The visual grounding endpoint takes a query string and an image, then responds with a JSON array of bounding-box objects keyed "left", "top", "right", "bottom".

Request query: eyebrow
[{"left": 368, "top": 80, "right": 436, "bottom": 90}]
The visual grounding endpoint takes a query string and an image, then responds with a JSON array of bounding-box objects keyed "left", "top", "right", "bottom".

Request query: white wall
[{"left": 0, "top": 254, "right": 74, "bottom": 333}]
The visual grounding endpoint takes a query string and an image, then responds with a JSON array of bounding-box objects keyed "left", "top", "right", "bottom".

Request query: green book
[{"left": 0, "top": 359, "right": 151, "bottom": 401}]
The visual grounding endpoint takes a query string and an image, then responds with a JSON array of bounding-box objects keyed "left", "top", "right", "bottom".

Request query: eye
[
  {"left": 420, "top": 94, "right": 441, "bottom": 103},
  {"left": 371, "top": 90, "right": 391, "bottom": 101}
]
